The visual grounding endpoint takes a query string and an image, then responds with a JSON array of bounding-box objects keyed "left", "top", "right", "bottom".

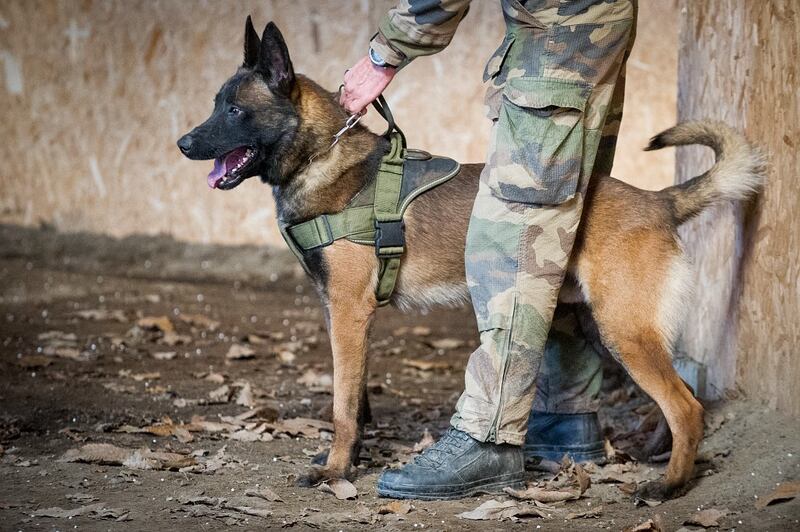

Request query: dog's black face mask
[{"left": 177, "top": 17, "right": 298, "bottom": 190}]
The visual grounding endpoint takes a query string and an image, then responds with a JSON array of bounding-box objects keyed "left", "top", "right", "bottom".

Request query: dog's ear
[
  {"left": 257, "top": 22, "right": 295, "bottom": 95},
  {"left": 243, "top": 15, "right": 260, "bottom": 68}
]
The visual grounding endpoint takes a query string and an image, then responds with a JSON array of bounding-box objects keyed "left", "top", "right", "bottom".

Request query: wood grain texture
[
  {"left": 0, "top": 0, "right": 676, "bottom": 246},
  {"left": 676, "top": 0, "right": 799, "bottom": 415}
]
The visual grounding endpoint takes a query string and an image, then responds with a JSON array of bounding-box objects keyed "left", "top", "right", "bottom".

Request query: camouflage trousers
[{"left": 451, "top": 0, "right": 636, "bottom": 445}]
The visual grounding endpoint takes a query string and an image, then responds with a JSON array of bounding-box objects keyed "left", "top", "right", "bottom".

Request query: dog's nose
[{"left": 177, "top": 134, "right": 193, "bottom": 155}]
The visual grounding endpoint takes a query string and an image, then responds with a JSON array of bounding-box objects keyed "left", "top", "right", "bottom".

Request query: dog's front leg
[{"left": 298, "top": 244, "right": 377, "bottom": 486}]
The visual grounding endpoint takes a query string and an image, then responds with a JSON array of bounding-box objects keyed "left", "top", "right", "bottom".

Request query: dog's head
[{"left": 177, "top": 17, "right": 298, "bottom": 190}]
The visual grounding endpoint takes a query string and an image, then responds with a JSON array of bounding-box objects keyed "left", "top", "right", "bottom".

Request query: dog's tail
[{"left": 646, "top": 120, "right": 766, "bottom": 225}]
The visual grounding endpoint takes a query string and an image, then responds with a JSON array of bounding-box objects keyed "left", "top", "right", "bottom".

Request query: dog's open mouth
[{"left": 207, "top": 147, "right": 256, "bottom": 190}]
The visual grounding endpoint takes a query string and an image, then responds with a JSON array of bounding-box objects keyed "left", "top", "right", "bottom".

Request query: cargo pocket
[
  {"left": 487, "top": 77, "right": 591, "bottom": 205},
  {"left": 483, "top": 34, "right": 515, "bottom": 82},
  {"left": 482, "top": 34, "right": 515, "bottom": 121}
]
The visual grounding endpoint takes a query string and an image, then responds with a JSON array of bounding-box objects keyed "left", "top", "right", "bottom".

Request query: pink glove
[{"left": 339, "top": 55, "right": 397, "bottom": 115}]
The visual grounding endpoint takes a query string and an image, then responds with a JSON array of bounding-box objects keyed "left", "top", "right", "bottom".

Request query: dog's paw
[
  {"left": 309, "top": 448, "right": 362, "bottom": 467},
  {"left": 297, "top": 466, "right": 325, "bottom": 488},
  {"left": 634, "top": 480, "right": 684, "bottom": 502},
  {"left": 296, "top": 465, "right": 352, "bottom": 488}
]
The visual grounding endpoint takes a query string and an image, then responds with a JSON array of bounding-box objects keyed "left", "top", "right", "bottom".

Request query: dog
[{"left": 177, "top": 18, "right": 764, "bottom": 500}]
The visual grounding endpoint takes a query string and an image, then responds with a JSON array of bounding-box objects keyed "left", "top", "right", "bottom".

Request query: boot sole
[
  {"left": 524, "top": 443, "right": 606, "bottom": 464},
  {"left": 376, "top": 473, "right": 525, "bottom": 501}
]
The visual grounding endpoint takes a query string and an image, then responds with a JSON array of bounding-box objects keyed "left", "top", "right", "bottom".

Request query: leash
[
  {"left": 307, "top": 112, "right": 363, "bottom": 165},
  {"left": 307, "top": 91, "right": 404, "bottom": 166}
]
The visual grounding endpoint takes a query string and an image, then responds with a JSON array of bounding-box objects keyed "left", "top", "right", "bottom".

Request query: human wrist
[{"left": 369, "top": 32, "right": 406, "bottom": 69}]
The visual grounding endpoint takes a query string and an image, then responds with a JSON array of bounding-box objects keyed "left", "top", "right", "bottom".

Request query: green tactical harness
[{"left": 278, "top": 97, "right": 460, "bottom": 306}]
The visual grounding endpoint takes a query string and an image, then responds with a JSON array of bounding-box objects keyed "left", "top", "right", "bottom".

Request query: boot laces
[{"left": 414, "top": 428, "right": 471, "bottom": 468}]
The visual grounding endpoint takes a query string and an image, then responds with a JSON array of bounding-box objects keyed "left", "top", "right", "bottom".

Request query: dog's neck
[{"left": 267, "top": 76, "right": 389, "bottom": 225}]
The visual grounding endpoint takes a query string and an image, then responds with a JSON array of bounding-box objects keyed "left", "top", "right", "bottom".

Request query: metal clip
[{"left": 330, "top": 113, "right": 363, "bottom": 149}]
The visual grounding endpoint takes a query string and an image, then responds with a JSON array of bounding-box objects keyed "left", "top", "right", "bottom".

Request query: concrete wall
[
  {"left": 676, "top": 0, "right": 799, "bottom": 416},
  {"left": 0, "top": 0, "right": 676, "bottom": 246}
]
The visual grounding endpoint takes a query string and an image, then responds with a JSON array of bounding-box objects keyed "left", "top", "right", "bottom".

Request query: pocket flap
[
  {"left": 503, "top": 77, "right": 590, "bottom": 112},
  {"left": 483, "top": 34, "right": 516, "bottom": 82}
]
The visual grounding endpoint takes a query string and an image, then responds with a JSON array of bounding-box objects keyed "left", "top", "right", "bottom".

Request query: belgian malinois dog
[{"left": 178, "top": 19, "right": 764, "bottom": 500}]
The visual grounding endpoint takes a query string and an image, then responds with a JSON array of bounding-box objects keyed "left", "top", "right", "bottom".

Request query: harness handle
[{"left": 372, "top": 95, "right": 406, "bottom": 146}]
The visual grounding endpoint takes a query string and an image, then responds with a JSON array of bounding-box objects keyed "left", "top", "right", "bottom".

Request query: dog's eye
[{"left": 228, "top": 106, "right": 242, "bottom": 116}]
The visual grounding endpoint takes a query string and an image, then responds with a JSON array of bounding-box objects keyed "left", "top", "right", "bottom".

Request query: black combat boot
[
  {"left": 376, "top": 428, "right": 525, "bottom": 500},
  {"left": 524, "top": 412, "right": 605, "bottom": 463}
]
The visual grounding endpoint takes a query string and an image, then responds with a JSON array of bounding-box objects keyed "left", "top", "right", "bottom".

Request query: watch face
[{"left": 369, "top": 47, "right": 387, "bottom": 67}]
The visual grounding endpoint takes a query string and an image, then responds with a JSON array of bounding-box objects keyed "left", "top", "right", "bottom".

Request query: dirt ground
[{"left": 1, "top": 225, "right": 798, "bottom": 531}]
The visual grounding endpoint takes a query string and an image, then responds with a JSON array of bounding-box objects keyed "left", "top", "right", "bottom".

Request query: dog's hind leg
[
  {"left": 610, "top": 332, "right": 704, "bottom": 499},
  {"left": 576, "top": 232, "right": 704, "bottom": 500},
  {"left": 299, "top": 242, "right": 378, "bottom": 486}
]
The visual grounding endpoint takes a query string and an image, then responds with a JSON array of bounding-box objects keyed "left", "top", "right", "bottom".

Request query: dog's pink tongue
[{"left": 207, "top": 158, "right": 226, "bottom": 189}]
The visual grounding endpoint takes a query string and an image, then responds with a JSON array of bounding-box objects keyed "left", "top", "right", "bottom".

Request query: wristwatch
[{"left": 369, "top": 47, "right": 392, "bottom": 68}]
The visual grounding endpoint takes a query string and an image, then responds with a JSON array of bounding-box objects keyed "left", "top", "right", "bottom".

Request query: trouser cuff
[{"left": 450, "top": 416, "right": 526, "bottom": 446}]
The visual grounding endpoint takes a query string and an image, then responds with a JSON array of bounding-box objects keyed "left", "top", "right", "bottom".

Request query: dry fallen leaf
[
  {"left": 209, "top": 384, "right": 232, "bottom": 403},
  {"left": 392, "top": 326, "right": 432, "bottom": 337},
  {"left": 595, "top": 462, "right": 654, "bottom": 485},
  {"left": 226, "top": 344, "right": 255, "bottom": 360},
  {"left": 33, "top": 502, "right": 130, "bottom": 521},
  {"left": 60, "top": 443, "right": 195, "bottom": 470},
  {"left": 401, "top": 358, "right": 452, "bottom": 372},
  {"left": 178, "top": 494, "right": 272, "bottom": 519},
  {"left": 411, "top": 326, "right": 431, "bottom": 336},
  {"left": 129, "top": 371, "right": 160, "bottom": 381},
  {"left": 160, "top": 332, "right": 192, "bottom": 346},
  {"left": 271, "top": 417, "right": 334, "bottom": 439},
  {"left": 43, "top": 346, "right": 91, "bottom": 361},
  {"left": 245, "top": 487, "right": 283, "bottom": 503},
  {"left": 17, "top": 355, "right": 53, "bottom": 368},
  {"left": 318, "top": 478, "right": 357, "bottom": 500},
  {"left": 685, "top": 507, "right": 729, "bottom": 528},
  {"left": 275, "top": 350, "right": 296, "bottom": 364},
  {"left": 296, "top": 369, "right": 333, "bottom": 391},
  {"left": 178, "top": 313, "right": 220, "bottom": 331},
  {"left": 755, "top": 481, "right": 800, "bottom": 509},
  {"left": 137, "top": 316, "right": 175, "bottom": 334},
  {"left": 504, "top": 485, "right": 580, "bottom": 503},
  {"left": 65, "top": 493, "right": 99, "bottom": 504},
  {"left": 74, "top": 309, "right": 128, "bottom": 322},
  {"left": 566, "top": 507, "right": 603, "bottom": 519},
  {"left": 623, "top": 519, "right": 664, "bottom": 532},
  {"left": 199, "top": 371, "right": 225, "bottom": 384},
  {"left": 228, "top": 428, "right": 265, "bottom": 442},
  {"left": 457, "top": 499, "right": 548, "bottom": 521},
  {"left": 103, "top": 382, "right": 137, "bottom": 394},
  {"left": 378, "top": 500, "right": 412, "bottom": 515},
  {"left": 413, "top": 429, "right": 435, "bottom": 453},
  {"left": 188, "top": 415, "right": 240, "bottom": 433},
  {"left": 634, "top": 497, "right": 663, "bottom": 508},
  {"left": 116, "top": 417, "right": 194, "bottom": 443},
  {"left": 426, "top": 338, "right": 464, "bottom": 350},
  {"left": 38, "top": 330, "right": 78, "bottom": 344},
  {"left": 245, "top": 333, "right": 270, "bottom": 344},
  {"left": 235, "top": 382, "right": 256, "bottom": 407}
]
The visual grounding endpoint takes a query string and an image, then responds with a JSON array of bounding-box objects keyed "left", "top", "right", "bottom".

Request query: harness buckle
[{"left": 374, "top": 220, "right": 405, "bottom": 257}]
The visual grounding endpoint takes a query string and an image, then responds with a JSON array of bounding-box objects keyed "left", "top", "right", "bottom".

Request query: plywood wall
[
  {"left": 676, "top": 0, "right": 799, "bottom": 415},
  {"left": 0, "top": 0, "right": 676, "bottom": 246}
]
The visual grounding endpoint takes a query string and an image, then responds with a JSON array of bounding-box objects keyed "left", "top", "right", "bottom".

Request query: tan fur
[
  {"left": 237, "top": 77, "right": 275, "bottom": 108},
  {"left": 273, "top": 79, "right": 763, "bottom": 499},
  {"left": 302, "top": 241, "right": 378, "bottom": 484}
]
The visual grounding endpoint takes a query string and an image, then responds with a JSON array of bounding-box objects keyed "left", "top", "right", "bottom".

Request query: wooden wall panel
[
  {"left": 0, "top": 0, "right": 677, "bottom": 246},
  {"left": 676, "top": 0, "right": 799, "bottom": 415}
]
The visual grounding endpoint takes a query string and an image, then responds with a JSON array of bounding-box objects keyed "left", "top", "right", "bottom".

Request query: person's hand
[{"left": 339, "top": 55, "right": 397, "bottom": 115}]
